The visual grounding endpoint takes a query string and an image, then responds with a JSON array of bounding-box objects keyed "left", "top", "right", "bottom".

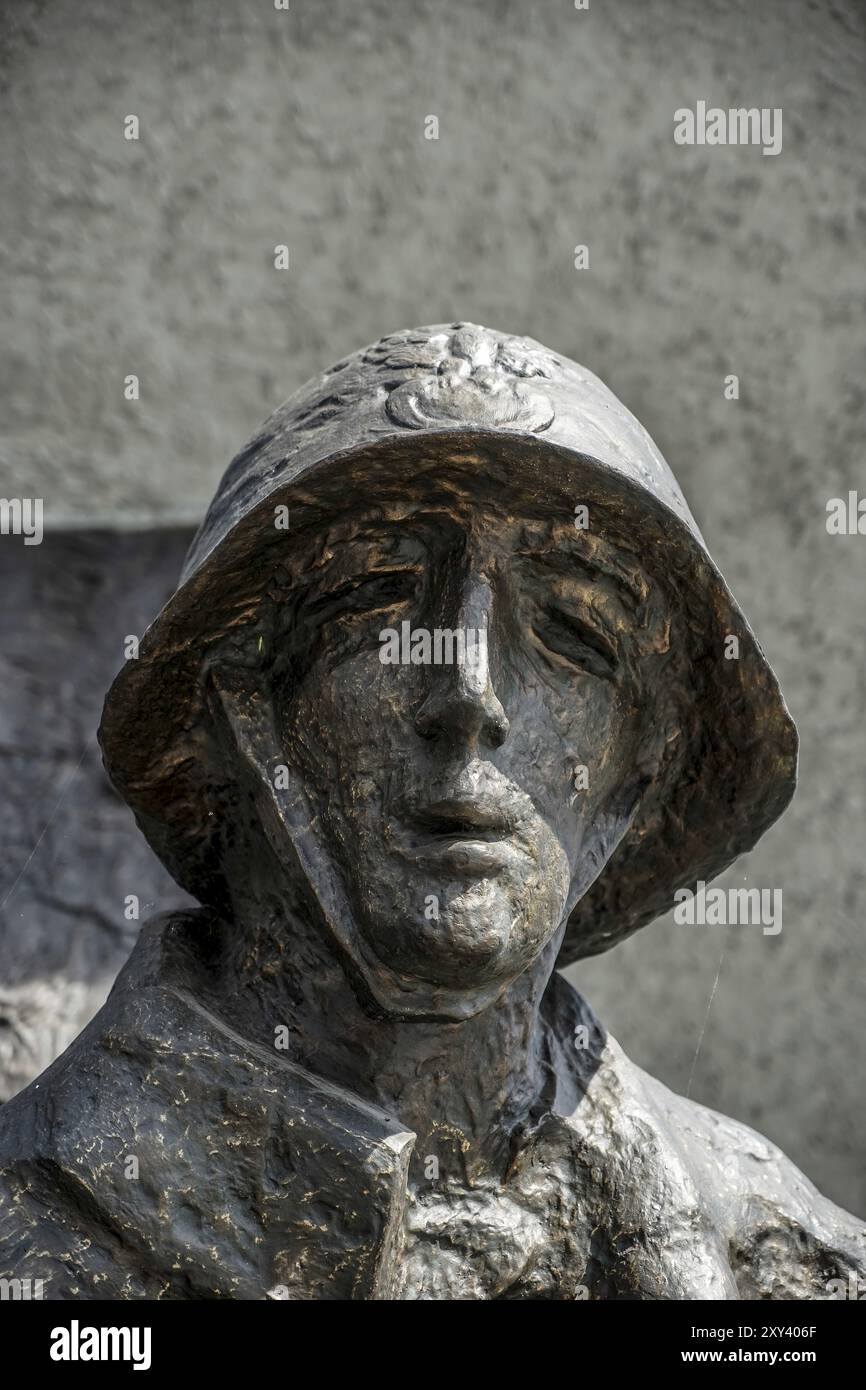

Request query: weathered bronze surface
[{"left": 1, "top": 324, "right": 863, "bottom": 1299}]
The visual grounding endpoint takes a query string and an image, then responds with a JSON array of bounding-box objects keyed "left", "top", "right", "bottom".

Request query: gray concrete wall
[{"left": 1, "top": 0, "right": 865, "bottom": 1215}]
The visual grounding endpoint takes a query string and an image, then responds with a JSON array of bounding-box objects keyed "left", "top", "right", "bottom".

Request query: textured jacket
[{"left": 1, "top": 912, "right": 863, "bottom": 1301}]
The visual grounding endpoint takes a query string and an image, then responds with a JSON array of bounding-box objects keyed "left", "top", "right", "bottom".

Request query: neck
[{"left": 215, "top": 882, "right": 561, "bottom": 1185}]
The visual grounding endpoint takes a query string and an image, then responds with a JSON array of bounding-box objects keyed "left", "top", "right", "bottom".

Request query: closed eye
[{"left": 533, "top": 606, "right": 617, "bottom": 679}]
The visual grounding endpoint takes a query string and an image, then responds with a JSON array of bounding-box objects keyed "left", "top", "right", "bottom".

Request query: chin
[{"left": 354, "top": 877, "right": 556, "bottom": 1009}]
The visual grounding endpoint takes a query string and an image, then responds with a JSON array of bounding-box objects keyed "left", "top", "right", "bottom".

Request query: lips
[
  {"left": 395, "top": 795, "right": 526, "bottom": 875},
  {"left": 412, "top": 798, "right": 513, "bottom": 840}
]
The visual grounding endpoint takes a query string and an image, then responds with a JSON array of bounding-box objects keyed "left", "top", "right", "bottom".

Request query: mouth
[
  {"left": 414, "top": 798, "right": 513, "bottom": 839},
  {"left": 395, "top": 797, "right": 526, "bottom": 875}
]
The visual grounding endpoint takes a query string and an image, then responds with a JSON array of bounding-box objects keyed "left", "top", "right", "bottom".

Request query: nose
[{"left": 413, "top": 576, "right": 510, "bottom": 750}]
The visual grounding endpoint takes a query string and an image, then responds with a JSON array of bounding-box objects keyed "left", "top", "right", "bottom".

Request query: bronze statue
[{"left": 1, "top": 323, "right": 863, "bottom": 1299}]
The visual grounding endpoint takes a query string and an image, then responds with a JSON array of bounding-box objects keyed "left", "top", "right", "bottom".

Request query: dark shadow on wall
[{"left": 0, "top": 527, "right": 195, "bottom": 1101}]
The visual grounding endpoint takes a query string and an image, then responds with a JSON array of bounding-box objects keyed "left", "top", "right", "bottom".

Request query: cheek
[
  {"left": 507, "top": 677, "right": 632, "bottom": 828},
  {"left": 279, "top": 657, "right": 419, "bottom": 800}
]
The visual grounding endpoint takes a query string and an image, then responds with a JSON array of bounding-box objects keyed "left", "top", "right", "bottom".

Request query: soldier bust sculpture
[{"left": 1, "top": 322, "right": 863, "bottom": 1300}]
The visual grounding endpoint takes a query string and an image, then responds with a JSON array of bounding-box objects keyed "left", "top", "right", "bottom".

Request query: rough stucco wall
[{"left": 1, "top": 0, "right": 864, "bottom": 1216}]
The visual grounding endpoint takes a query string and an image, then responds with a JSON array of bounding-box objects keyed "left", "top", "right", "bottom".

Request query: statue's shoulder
[
  {"left": 0, "top": 907, "right": 414, "bottom": 1301},
  {"left": 0, "top": 908, "right": 213, "bottom": 1298},
  {"left": 544, "top": 973, "right": 865, "bottom": 1299},
  {"left": 608, "top": 1038, "right": 866, "bottom": 1299}
]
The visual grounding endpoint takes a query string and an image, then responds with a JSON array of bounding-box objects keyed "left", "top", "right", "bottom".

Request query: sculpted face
[{"left": 267, "top": 500, "right": 666, "bottom": 1015}]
